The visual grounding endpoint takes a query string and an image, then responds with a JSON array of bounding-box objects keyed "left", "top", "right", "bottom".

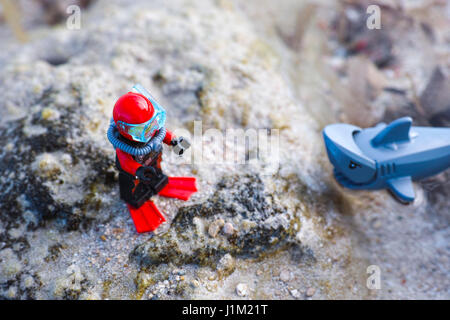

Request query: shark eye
[{"left": 349, "top": 161, "right": 359, "bottom": 169}]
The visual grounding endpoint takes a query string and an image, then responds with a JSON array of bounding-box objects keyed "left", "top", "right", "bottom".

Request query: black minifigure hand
[
  {"left": 171, "top": 136, "right": 191, "bottom": 156},
  {"left": 136, "top": 166, "right": 157, "bottom": 183}
]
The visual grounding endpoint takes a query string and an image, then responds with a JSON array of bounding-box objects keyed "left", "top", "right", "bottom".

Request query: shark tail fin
[
  {"left": 371, "top": 117, "right": 412, "bottom": 146},
  {"left": 386, "top": 176, "right": 415, "bottom": 203}
]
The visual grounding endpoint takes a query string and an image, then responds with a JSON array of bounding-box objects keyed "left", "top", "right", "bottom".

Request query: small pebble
[
  {"left": 208, "top": 219, "right": 225, "bottom": 238},
  {"left": 206, "top": 282, "right": 218, "bottom": 292},
  {"left": 306, "top": 287, "right": 316, "bottom": 297},
  {"left": 41, "top": 107, "right": 60, "bottom": 120},
  {"left": 223, "top": 222, "right": 235, "bottom": 235},
  {"left": 100, "top": 235, "right": 107, "bottom": 241},
  {"left": 217, "top": 254, "right": 236, "bottom": 276},
  {"left": 7, "top": 286, "right": 17, "bottom": 298},
  {"left": 236, "top": 283, "right": 248, "bottom": 297},
  {"left": 371, "top": 218, "right": 382, "bottom": 229},
  {"left": 290, "top": 289, "right": 301, "bottom": 299},
  {"left": 22, "top": 275, "right": 35, "bottom": 288},
  {"left": 280, "top": 269, "right": 291, "bottom": 282}
]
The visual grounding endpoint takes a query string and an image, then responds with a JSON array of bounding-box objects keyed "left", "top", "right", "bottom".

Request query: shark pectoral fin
[
  {"left": 386, "top": 176, "right": 415, "bottom": 203},
  {"left": 371, "top": 117, "right": 412, "bottom": 146}
]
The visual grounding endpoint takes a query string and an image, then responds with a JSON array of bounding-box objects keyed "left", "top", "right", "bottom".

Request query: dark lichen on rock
[
  {"left": 131, "top": 173, "right": 298, "bottom": 268},
  {"left": 0, "top": 84, "right": 117, "bottom": 298},
  {"left": 0, "top": 86, "right": 115, "bottom": 237}
]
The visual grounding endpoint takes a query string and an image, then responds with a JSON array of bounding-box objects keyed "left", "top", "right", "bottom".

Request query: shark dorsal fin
[{"left": 371, "top": 117, "right": 412, "bottom": 147}]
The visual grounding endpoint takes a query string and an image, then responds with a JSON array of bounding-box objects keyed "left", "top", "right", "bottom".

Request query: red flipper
[
  {"left": 127, "top": 201, "right": 166, "bottom": 233},
  {"left": 158, "top": 177, "right": 198, "bottom": 201}
]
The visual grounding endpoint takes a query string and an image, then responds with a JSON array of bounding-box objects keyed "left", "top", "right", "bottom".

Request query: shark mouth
[{"left": 333, "top": 169, "right": 365, "bottom": 189}]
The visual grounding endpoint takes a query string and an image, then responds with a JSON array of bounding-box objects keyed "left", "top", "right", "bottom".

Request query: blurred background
[{"left": 1, "top": 0, "right": 449, "bottom": 126}]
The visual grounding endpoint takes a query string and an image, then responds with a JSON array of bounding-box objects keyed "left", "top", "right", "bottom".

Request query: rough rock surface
[
  {"left": 0, "top": 0, "right": 448, "bottom": 299},
  {"left": 132, "top": 173, "right": 296, "bottom": 267}
]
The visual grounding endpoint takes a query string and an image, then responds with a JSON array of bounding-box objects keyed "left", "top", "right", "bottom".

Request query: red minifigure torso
[{"left": 115, "top": 129, "right": 174, "bottom": 176}]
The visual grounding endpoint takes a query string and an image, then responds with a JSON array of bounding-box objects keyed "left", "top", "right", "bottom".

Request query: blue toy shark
[{"left": 323, "top": 117, "right": 450, "bottom": 203}]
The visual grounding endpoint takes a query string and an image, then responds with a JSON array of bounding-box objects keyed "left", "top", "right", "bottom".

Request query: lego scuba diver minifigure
[{"left": 107, "top": 84, "right": 197, "bottom": 233}]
